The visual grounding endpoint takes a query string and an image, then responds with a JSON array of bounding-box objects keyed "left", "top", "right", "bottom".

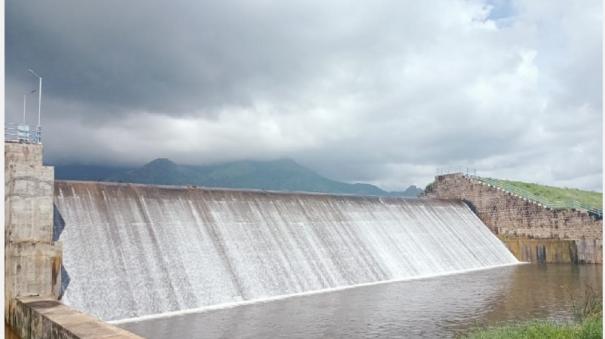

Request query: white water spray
[{"left": 55, "top": 181, "right": 518, "bottom": 321}]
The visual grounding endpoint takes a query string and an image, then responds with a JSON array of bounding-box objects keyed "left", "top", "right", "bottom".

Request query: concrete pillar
[{"left": 5, "top": 142, "right": 62, "bottom": 321}]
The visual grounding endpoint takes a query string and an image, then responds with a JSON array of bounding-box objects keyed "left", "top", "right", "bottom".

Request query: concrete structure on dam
[
  {"left": 5, "top": 143, "right": 61, "bottom": 315},
  {"left": 424, "top": 173, "right": 603, "bottom": 263},
  {"left": 5, "top": 142, "right": 141, "bottom": 338}
]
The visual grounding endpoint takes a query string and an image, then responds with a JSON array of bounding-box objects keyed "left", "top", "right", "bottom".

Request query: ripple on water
[{"left": 119, "top": 264, "right": 602, "bottom": 339}]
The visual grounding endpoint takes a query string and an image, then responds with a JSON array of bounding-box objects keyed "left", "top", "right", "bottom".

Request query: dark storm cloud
[
  {"left": 5, "top": 0, "right": 602, "bottom": 191},
  {"left": 7, "top": 0, "right": 411, "bottom": 115},
  {"left": 7, "top": 1, "right": 308, "bottom": 114}
]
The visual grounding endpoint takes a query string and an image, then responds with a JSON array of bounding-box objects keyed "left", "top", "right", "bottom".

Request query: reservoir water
[{"left": 119, "top": 264, "right": 602, "bottom": 339}]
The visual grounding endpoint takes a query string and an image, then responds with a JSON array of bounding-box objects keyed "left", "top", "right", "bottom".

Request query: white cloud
[{"left": 6, "top": 0, "right": 602, "bottom": 191}]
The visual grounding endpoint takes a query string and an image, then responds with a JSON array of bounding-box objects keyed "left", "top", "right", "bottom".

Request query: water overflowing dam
[{"left": 54, "top": 181, "right": 518, "bottom": 321}]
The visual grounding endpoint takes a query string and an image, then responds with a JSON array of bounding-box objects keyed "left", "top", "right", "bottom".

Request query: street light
[
  {"left": 22, "top": 94, "right": 27, "bottom": 124},
  {"left": 28, "top": 69, "right": 42, "bottom": 128},
  {"left": 22, "top": 88, "right": 37, "bottom": 124}
]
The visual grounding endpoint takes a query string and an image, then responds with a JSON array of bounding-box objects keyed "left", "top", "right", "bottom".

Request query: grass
[
  {"left": 488, "top": 178, "right": 602, "bottom": 211},
  {"left": 463, "top": 317, "right": 602, "bottom": 339},
  {"left": 463, "top": 288, "right": 603, "bottom": 339}
]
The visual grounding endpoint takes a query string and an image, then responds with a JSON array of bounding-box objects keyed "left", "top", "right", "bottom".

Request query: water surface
[{"left": 120, "top": 264, "right": 601, "bottom": 338}]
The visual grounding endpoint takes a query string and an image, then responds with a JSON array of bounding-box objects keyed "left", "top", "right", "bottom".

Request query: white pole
[
  {"left": 28, "top": 69, "right": 42, "bottom": 128},
  {"left": 23, "top": 94, "right": 27, "bottom": 124},
  {"left": 38, "top": 77, "right": 42, "bottom": 127}
]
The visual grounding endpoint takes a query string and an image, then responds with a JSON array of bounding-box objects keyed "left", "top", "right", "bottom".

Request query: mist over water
[{"left": 55, "top": 181, "right": 517, "bottom": 321}]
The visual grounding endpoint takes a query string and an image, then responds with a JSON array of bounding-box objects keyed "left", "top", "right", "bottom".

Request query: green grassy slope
[{"left": 487, "top": 178, "right": 602, "bottom": 211}]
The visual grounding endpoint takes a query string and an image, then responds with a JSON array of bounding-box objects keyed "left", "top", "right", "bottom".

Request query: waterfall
[{"left": 54, "top": 181, "right": 518, "bottom": 321}]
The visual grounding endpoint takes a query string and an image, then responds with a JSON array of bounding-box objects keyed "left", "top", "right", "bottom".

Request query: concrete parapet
[
  {"left": 5, "top": 164, "right": 54, "bottom": 244},
  {"left": 5, "top": 143, "right": 62, "bottom": 321},
  {"left": 5, "top": 243, "right": 62, "bottom": 314},
  {"left": 5, "top": 143, "right": 44, "bottom": 166},
  {"left": 9, "top": 297, "right": 142, "bottom": 339}
]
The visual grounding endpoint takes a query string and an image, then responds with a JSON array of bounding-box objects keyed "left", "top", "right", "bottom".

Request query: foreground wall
[
  {"left": 54, "top": 181, "right": 518, "bottom": 321},
  {"left": 9, "top": 296, "right": 141, "bottom": 339},
  {"left": 424, "top": 174, "right": 603, "bottom": 263},
  {"left": 5, "top": 143, "right": 62, "bottom": 320},
  {"left": 5, "top": 143, "right": 141, "bottom": 338}
]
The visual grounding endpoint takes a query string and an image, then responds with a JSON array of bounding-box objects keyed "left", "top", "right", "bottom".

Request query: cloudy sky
[{"left": 6, "top": 0, "right": 602, "bottom": 191}]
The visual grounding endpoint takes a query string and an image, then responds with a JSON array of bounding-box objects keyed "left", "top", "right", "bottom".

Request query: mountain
[
  {"left": 54, "top": 158, "right": 422, "bottom": 197},
  {"left": 53, "top": 164, "right": 132, "bottom": 181},
  {"left": 390, "top": 185, "right": 424, "bottom": 197}
]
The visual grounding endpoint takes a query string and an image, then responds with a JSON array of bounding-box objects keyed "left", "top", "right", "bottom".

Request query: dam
[
  {"left": 54, "top": 180, "right": 518, "bottom": 322},
  {"left": 5, "top": 143, "right": 601, "bottom": 338}
]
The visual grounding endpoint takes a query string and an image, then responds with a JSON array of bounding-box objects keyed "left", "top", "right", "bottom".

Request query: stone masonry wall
[{"left": 424, "top": 173, "right": 602, "bottom": 263}]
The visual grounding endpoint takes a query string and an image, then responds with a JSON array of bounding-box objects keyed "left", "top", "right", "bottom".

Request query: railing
[
  {"left": 436, "top": 167, "right": 477, "bottom": 176},
  {"left": 5, "top": 122, "right": 41, "bottom": 144},
  {"left": 467, "top": 175, "right": 602, "bottom": 218}
]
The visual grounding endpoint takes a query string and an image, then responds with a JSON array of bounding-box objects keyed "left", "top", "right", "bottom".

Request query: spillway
[{"left": 54, "top": 181, "right": 518, "bottom": 321}]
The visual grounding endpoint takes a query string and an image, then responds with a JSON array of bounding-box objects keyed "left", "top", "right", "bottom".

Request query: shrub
[{"left": 571, "top": 286, "right": 602, "bottom": 321}]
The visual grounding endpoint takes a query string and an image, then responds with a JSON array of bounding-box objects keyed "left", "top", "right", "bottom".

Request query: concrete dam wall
[{"left": 54, "top": 181, "right": 518, "bottom": 321}]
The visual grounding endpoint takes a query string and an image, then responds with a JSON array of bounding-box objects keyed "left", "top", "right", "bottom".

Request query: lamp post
[
  {"left": 22, "top": 88, "right": 37, "bottom": 125},
  {"left": 28, "top": 69, "right": 42, "bottom": 128},
  {"left": 28, "top": 69, "right": 42, "bottom": 143},
  {"left": 22, "top": 94, "right": 27, "bottom": 124}
]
